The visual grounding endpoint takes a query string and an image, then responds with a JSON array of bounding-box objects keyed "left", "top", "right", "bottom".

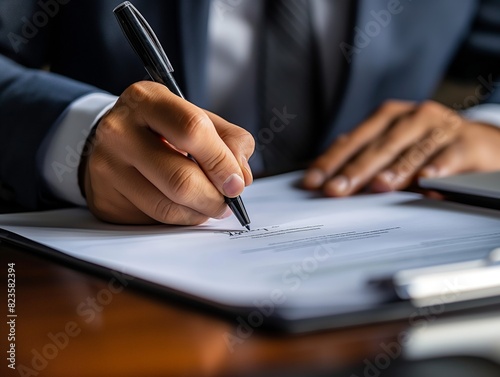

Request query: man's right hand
[{"left": 80, "top": 81, "right": 255, "bottom": 225}]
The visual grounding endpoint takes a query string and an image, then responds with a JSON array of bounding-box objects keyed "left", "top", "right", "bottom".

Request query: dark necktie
[{"left": 260, "top": 0, "right": 320, "bottom": 174}]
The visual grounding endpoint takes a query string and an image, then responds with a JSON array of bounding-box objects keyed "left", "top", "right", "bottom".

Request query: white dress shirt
[{"left": 40, "top": 0, "right": 500, "bottom": 206}]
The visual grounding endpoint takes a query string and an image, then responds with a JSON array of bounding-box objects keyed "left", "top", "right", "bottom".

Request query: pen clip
[{"left": 113, "top": 2, "right": 175, "bottom": 82}]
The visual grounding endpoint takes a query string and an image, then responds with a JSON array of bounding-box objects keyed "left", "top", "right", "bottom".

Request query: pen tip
[{"left": 245, "top": 225, "right": 251, "bottom": 231}]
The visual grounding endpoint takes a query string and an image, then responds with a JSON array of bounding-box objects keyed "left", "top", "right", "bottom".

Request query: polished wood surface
[{"left": 0, "top": 240, "right": 412, "bottom": 377}]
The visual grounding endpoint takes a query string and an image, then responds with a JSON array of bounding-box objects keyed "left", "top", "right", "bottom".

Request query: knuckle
[
  {"left": 167, "top": 166, "right": 198, "bottom": 203},
  {"left": 181, "top": 111, "right": 212, "bottom": 142},
  {"left": 218, "top": 125, "right": 256, "bottom": 158},
  {"left": 126, "top": 81, "right": 151, "bottom": 101},
  {"left": 379, "top": 99, "right": 418, "bottom": 117},
  {"left": 417, "top": 100, "right": 441, "bottom": 115},
  {"left": 153, "top": 198, "right": 206, "bottom": 225},
  {"left": 381, "top": 99, "right": 406, "bottom": 113},
  {"left": 152, "top": 197, "right": 177, "bottom": 222},
  {"left": 202, "top": 147, "right": 228, "bottom": 177},
  {"left": 239, "top": 129, "right": 256, "bottom": 155},
  {"left": 115, "top": 81, "right": 155, "bottom": 114},
  {"left": 95, "top": 116, "right": 115, "bottom": 136}
]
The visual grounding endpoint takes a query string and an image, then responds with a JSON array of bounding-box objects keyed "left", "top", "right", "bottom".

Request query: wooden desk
[{"left": 0, "top": 239, "right": 414, "bottom": 377}]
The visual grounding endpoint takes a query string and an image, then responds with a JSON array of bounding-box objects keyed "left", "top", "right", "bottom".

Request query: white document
[{"left": 1, "top": 172, "right": 500, "bottom": 326}]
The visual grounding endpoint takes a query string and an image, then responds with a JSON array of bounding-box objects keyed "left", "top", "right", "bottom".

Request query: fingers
[
  {"left": 418, "top": 144, "right": 468, "bottom": 179},
  {"left": 118, "top": 82, "right": 249, "bottom": 198},
  {"left": 86, "top": 130, "right": 229, "bottom": 224},
  {"left": 123, "top": 126, "right": 229, "bottom": 216},
  {"left": 419, "top": 122, "right": 500, "bottom": 178},
  {"left": 327, "top": 114, "right": 434, "bottom": 194},
  {"left": 83, "top": 81, "right": 255, "bottom": 225},
  {"left": 304, "top": 100, "right": 468, "bottom": 196},
  {"left": 370, "top": 126, "right": 459, "bottom": 191},
  {"left": 86, "top": 160, "right": 212, "bottom": 225},
  {"left": 303, "top": 100, "right": 415, "bottom": 190}
]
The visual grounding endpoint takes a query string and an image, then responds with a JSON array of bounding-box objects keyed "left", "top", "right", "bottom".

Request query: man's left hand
[{"left": 303, "top": 100, "right": 500, "bottom": 196}]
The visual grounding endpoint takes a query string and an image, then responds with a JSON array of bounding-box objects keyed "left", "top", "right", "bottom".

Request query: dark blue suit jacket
[{"left": 0, "top": 0, "right": 499, "bottom": 209}]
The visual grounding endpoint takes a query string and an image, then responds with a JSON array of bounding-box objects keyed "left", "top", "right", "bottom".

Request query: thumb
[{"left": 129, "top": 83, "right": 248, "bottom": 198}]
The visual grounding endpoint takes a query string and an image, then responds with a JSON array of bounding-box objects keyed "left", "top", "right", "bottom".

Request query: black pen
[{"left": 113, "top": 1, "right": 251, "bottom": 230}]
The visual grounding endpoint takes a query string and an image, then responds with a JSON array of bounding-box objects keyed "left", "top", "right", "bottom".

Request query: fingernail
[
  {"left": 327, "top": 175, "right": 350, "bottom": 195},
  {"left": 223, "top": 174, "right": 244, "bottom": 197},
  {"left": 372, "top": 170, "right": 396, "bottom": 192},
  {"left": 420, "top": 165, "right": 439, "bottom": 178},
  {"left": 304, "top": 169, "right": 325, "bottom": 189},
  {"left": 216, "top": 206, "right": 232, "bottom": 220},
  {"left": 380, "top": 170, "right": 396, "bottom": 183}
]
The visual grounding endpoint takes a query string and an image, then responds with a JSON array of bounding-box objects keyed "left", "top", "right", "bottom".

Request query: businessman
[{"left": 1, "top": 0, "right": 500, "bottom": 225}]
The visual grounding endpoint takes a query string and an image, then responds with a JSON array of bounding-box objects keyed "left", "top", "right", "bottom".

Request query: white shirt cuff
[
  {"left": 463, "top": 104, "right": 500, "bottom": 128},
  {"left": 41, "top": 93, "right": 118, "bottom": 206}
]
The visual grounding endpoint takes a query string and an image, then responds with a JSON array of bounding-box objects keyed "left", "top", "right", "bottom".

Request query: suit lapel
[
  {"left": 321, "top": 0, "right": 478, "bottom": 151},
  {"left": 321, "top": 0, "right": 397, "bottom": 148}
]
